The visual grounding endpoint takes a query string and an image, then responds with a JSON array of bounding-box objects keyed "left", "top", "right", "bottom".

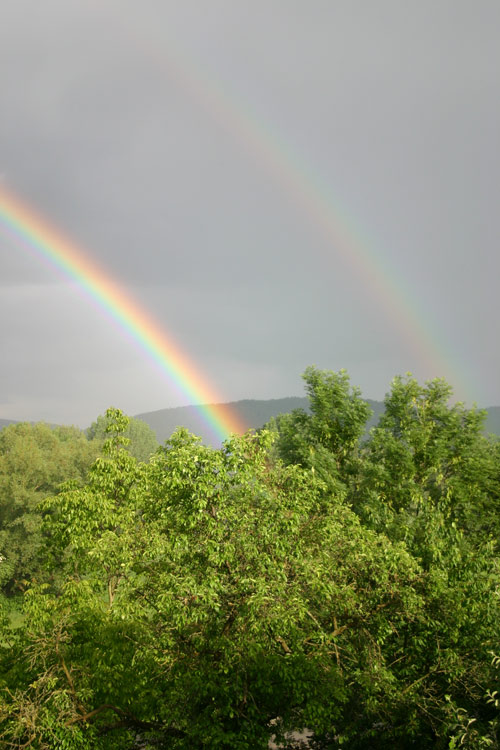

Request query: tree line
[{"left": 0, "top": 368, "right": 499, "bottom": 748}]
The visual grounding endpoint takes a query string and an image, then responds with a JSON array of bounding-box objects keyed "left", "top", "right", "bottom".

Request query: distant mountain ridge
[
  {"left": 136, "top": 397, "right": 389, "bottom": 446},
  {"left": 135, "top": 399, "right": 500, "bottom": 446},
  {"left": 2, "top": 400, "right": 499, "bottom": 447},
  {"left": 134, "top": 397, "right": 310, "bottom": 445}
]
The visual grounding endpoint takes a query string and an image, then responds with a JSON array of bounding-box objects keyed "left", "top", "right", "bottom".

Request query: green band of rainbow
[{"left": 0, "top": 187, "right": 246, "bottom": 441}]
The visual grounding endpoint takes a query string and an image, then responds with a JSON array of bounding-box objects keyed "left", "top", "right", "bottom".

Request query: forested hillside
[
  {"left": 135, "top": 397, "right": 310, "bottom": 444},
  {"left": 1, "top": 399, "right": 498, "bottom": 447},
  {"left": 0, "top": 369, "right": 499, "bottom": 749},
  {"left": 135, "top": 397, "right": 386, "bottom": 446},
  {"left": 135, "top": 397, "right": 500, "bottom": 446}
]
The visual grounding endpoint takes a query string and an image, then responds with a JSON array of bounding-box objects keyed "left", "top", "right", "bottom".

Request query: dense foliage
[
  {"left": 86, "top": 413, "right": 158, "bottom": 462},
  {"left": 0, "top": 371, "right": 498, "bottom": 748},
  {"left": 0, "top": 415, "right": 158, "bottom": 598},
  {"left": 0, "top": 423, "right": 100, "bottom": 596}
]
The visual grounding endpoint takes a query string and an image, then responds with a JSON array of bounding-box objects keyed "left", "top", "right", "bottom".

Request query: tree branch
[{"left": 66, "top": 703, "right": 186, "bottom": 739}]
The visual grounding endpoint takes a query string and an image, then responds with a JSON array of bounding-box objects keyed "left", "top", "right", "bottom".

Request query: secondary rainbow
[
  {"left": 0, "top": 186, "right": 246, "bottom": 441},
  {"left": 111, "top": 14, "right": 472, "bottom": 400}
]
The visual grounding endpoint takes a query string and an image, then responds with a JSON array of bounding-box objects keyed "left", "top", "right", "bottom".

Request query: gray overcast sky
[{"left": 1, "top": 1, "right": 499, "bottom": 426}]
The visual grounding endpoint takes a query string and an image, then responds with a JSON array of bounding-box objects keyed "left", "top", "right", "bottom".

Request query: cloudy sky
[{"left": 1, "top": 1, "right": 499, "bottom": 427}]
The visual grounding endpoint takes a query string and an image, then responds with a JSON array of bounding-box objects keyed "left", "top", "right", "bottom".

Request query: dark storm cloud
[{"left": 1, "top": 1, "right": 499, "bottom": 424}]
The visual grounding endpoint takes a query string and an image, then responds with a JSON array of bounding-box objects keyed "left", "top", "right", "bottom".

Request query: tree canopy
[
  {"left": 0, "top": 422, "right": 100, "bottom": 595},
  {"left": 0, "top": 372, "right": 499, "bottom": 749}
]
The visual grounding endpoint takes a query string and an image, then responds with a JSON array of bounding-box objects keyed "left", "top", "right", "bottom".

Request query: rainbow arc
[{"left": 0, "top": 186, "right": 246, "bottom": 442}]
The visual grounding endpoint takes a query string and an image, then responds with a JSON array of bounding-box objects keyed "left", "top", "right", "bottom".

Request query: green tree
[
  {"left": 350, "top": 375, "right": 500, "bottom": 746},
  {"left": 0, "top": 409, "right": 423, "bottom": 749},
  {"left": 267, "top": 367, "right": 372, "bottom": 492},
  {"left": 87, "top": 412, "right": 158, "bottom": 462},
  {"left": 268, "top": 370, "right": 500, "bottom": 746}
]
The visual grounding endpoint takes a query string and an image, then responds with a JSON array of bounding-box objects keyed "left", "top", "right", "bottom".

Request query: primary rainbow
[{"left": 0, "top": 186, "right": 246, "bottom": 441}]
